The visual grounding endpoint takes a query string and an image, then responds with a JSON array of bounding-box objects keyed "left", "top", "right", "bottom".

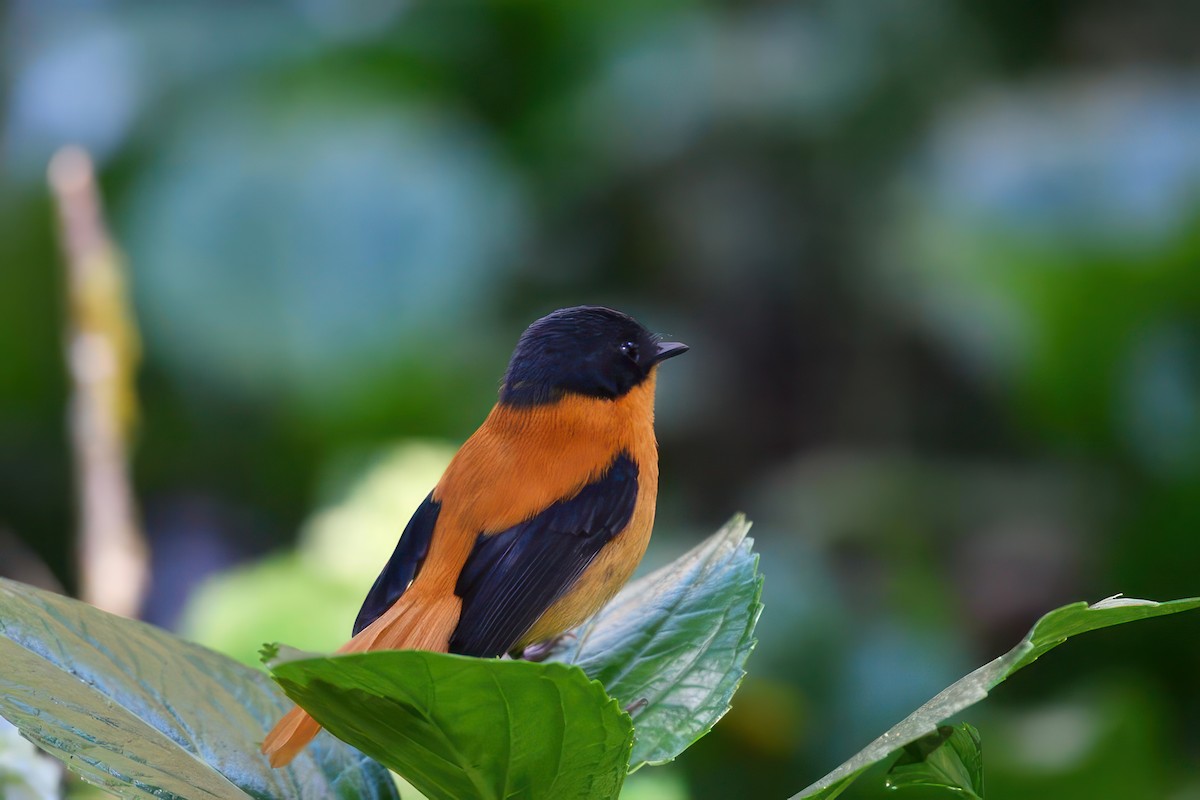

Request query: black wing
[
  {"left": 352, "top": 491, "right": 441, "bottom": 635},
  {"left": 449, "top": 453, "right": 638, "bottom": 657}
]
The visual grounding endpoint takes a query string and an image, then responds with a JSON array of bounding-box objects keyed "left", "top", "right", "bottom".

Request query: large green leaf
[
  {"left": 0, "top": 578, "right": 398, "bottom": 800},
  {"left": 267, "top": 648, "right": 633, "bottom": 800},
  {"left": 793, "top": 595, "right": 1200, "bottom": 799},
  {"left": 553, "top": 514, "right": 763, "bottom": 771}
]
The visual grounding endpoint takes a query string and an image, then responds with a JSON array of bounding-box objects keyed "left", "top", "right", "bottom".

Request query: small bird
[{"left": 262, "top": 305, "right": 687, "bottom": 766}]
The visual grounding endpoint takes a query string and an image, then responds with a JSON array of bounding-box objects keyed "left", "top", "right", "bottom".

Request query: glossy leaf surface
[
  {"left": 269, "top": 648, "right": 633, "bottom": 800},
  {"left": 0, "top": 579, "right": 398, "bottom": 800},
  {"left": 554, "top": 514, "right": 763, "bottom": 771}
]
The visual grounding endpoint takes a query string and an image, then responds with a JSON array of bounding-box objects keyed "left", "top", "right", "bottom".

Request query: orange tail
[
  {"left": 261, "top": 590, "right": 462, "bottom": 767},
  {"left": 262, "top": 705, "right": 322, "bottom": 768}
]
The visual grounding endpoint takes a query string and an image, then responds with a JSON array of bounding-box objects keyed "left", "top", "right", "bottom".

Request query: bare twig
[{"left": 49, "top": 146, "right": 149, "bottom": 617}]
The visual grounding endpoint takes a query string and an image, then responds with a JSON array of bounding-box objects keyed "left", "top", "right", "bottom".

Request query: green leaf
[
  {"left": 264, "top": 516, "right": 761, "bottom": 797},
  {"left": 0, "top": 578, "right": 398, "bottom": 800},
  {"left": 268, "top": 649, "right": 634, "bottom": 800},
  {"left": 554, "top": 514, "right": 763, "bottom": 771},
  {"left": 885, "top": 723, "right": 983, "bottom": 798},
  {"left": 792, "top": 594, "right": 1200, "bottom": 799}
]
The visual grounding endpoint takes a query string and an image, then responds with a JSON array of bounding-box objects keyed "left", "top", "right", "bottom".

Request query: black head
[{"left": 500, "top": 306, "right": 688, "bottom": 406}]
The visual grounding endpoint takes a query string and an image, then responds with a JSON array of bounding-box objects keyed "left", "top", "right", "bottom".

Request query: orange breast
[{"left": 411, "top": 371, "right": 663, "bottom": 645}]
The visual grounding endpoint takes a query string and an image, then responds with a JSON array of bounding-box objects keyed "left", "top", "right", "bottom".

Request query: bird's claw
[{"left": 518, "top": 632, "right": 577, "bottom": 662}]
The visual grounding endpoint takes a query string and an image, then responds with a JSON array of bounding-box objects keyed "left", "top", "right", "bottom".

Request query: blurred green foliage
[
  {"left": 3, "top": 1, "right": 1200, "bottom": 797},
  {"left": 179, "top": 442, "right": 454, "bottom": 665},
  {"left": 794, "top": 595, "right": 1200, "bottom": 799},
  {"left": 0, "top": 718, "right": 61, "bottom": 800}
]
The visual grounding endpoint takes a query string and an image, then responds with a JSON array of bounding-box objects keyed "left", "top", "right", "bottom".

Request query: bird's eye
[{"left": 619, "top": 341, "right": 639, "bottom": 360}]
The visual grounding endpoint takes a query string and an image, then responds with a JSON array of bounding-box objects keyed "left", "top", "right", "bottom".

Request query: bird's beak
[{"left": 648, "top": 340, "right": 689, "bottom": 366}]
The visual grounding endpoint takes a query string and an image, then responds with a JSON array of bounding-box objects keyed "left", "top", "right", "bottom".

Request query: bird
[{"left": 261, "top": 305, "right": 687, "bottom": 767}]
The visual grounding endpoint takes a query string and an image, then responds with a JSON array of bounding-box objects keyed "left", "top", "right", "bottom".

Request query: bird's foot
[{"left": 518, "top": 632, "right": 577, "bottom": 662}]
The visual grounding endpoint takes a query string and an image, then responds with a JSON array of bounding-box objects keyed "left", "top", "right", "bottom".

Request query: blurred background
[{"left": 3, "top": 1, "right": 1200, "bottom": 798}]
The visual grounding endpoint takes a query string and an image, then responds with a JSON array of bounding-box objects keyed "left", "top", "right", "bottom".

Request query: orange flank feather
[
  {"left": 261, "top": 586, "right": 463, "bottom": 766},
  {"left": 261, "top": 373, "right": 662, "bottom": 767},
  {"left": 261, "top": 709, "right": 319, "bottom": 769}
]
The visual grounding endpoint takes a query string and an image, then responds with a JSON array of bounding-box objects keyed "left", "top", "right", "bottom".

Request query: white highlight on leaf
[{"left": 1088, "top": 594, "right": 1159, "bottom": 610}]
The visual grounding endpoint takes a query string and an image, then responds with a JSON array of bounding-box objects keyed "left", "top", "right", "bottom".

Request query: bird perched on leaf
[{"left": 262, "top": 305, "right": 687, "bottom": 766}]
